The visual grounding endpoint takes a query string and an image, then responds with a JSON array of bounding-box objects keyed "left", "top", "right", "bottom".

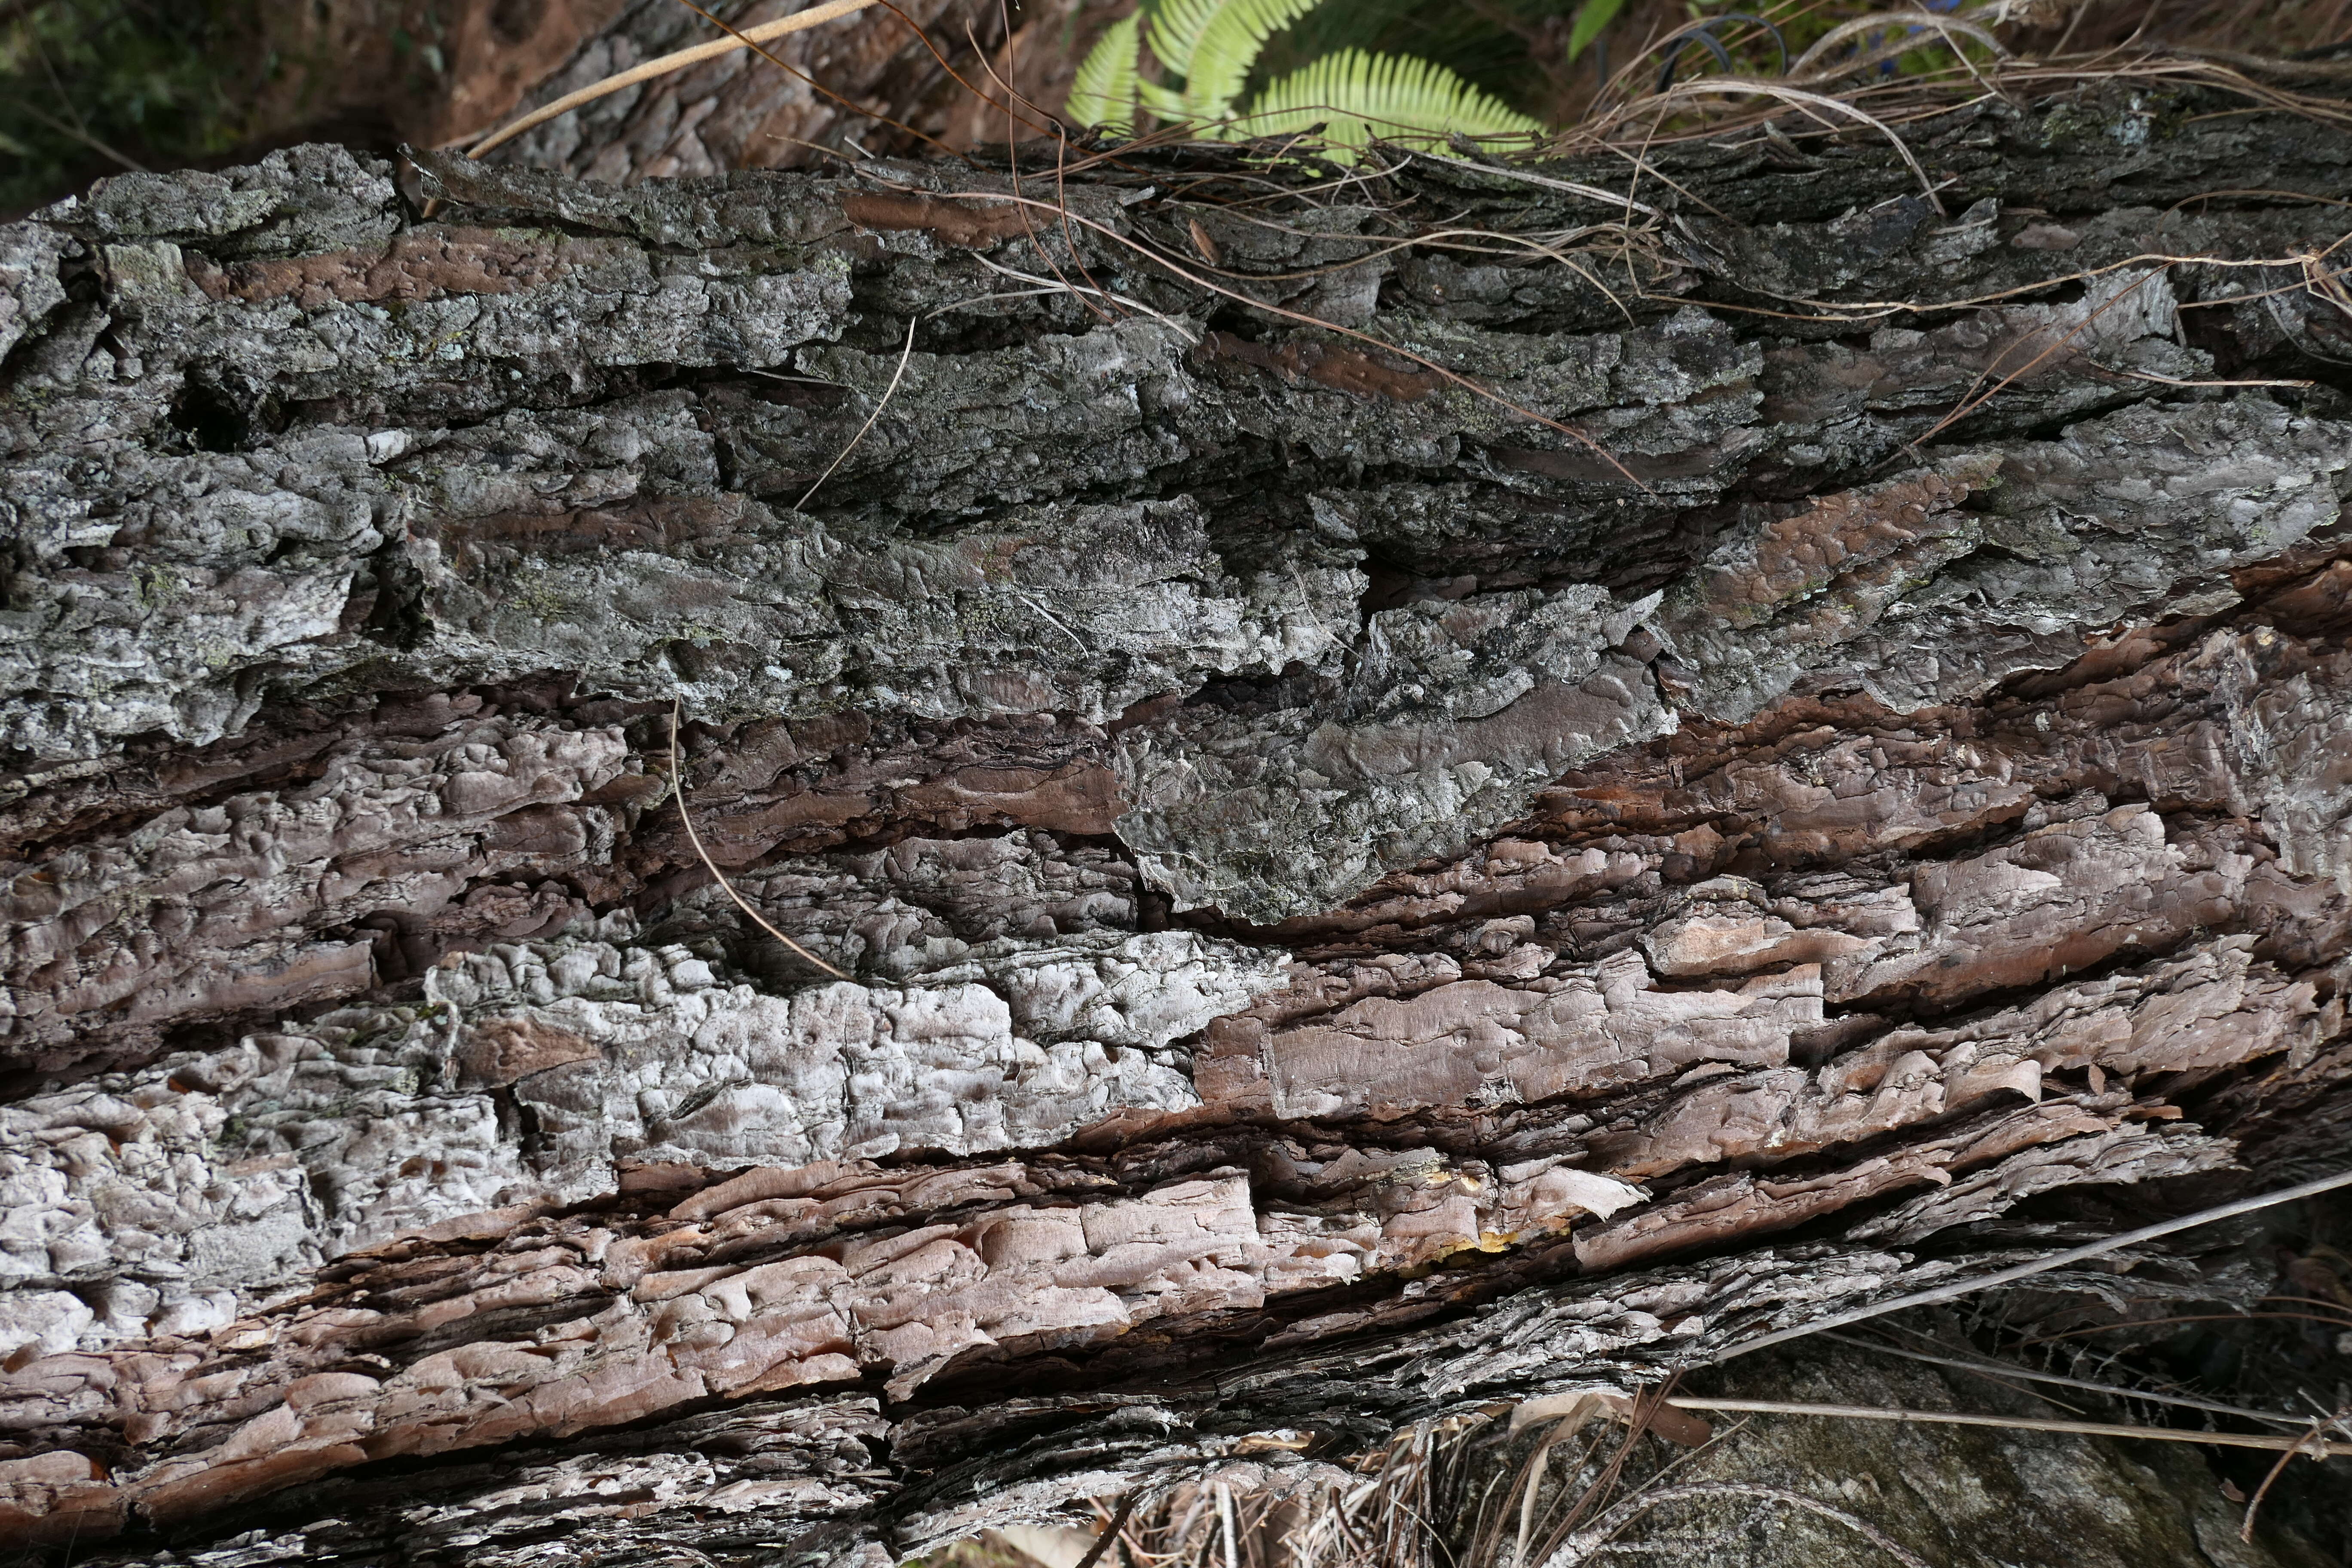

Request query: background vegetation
[{"left": 5, "top": 0, "right": 2349, "bottom": 217}]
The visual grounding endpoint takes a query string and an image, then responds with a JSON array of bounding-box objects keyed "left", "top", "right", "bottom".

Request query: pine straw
[
  {"left": 1051, "top": 1369, "right": 2345, "bottom": 1568},
  {"left": 1657, "top": 1397, "right": 2352, "bottom": 1456},
  {"left": 1068, "top": 1402, "right": 1938, "bottom": 1568},
  {"left": 972, "top": 1178, "right": 2352, "bottom": 1568}
]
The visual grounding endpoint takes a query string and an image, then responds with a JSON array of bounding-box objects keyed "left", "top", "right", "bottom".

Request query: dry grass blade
[
  {"left": 1662, "top": 1398, "right": 2352, "bottom": 1456},
  {"left": 466, "top": 0, "right": 881, "bottom": 159},
  {"left": 1410, "top": 152, "right": 1664, "bottom": 219},
  {"left": 972, "top": 253, "right": 1201, "bottom": 340},
  {"left": 2019, "top": 1310, "right": 2352, "bottom": 1345},
  {"left": 2155, "top": 45, "right": 2352, "bottom": 82},
  {"left": 667, "top": 697, "right": 849, "bottom": 980},
  {"left": 867, "top": 181, "right": 1658, "bottom": 491}
]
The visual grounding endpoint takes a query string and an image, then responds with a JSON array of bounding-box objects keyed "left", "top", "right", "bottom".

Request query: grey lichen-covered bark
[{"left": 0, "top": 83, "right": 2349, "bottom": 1563}]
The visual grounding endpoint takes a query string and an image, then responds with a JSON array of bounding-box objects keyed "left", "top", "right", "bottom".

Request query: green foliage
[
  {"left": 1068, "top": 12, "right": 1142, "bottom": 136},
  {"left": 1565, "top": 0, "right": 1626, "bottom": 61},
  {"left": 1065, "top": 0, "right": 1545, "bottom": 159},
  {"left": 1244, "top": 48, "right": 1541, "bottom": 152},
  {"left": 0, "top": 0, "right": 244, "bottom": 215},
  {"left": 1148, "top": 0, "right": 1321, "bottom": 122}
]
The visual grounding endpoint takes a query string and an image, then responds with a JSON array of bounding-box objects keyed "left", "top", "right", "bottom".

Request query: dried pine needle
[
  {"left": 797, "top": 315, "right": 917, "bottom": 511},
  {"left": 667, "top": 697, "right": 849, "bottom": 980}
]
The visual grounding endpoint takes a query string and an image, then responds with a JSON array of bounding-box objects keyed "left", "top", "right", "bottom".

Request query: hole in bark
[
  {"left": 168, "top": 379, "right": 251, "bottom": 452},
  {"left": 358, "top": 543, "right": 431, "bottom": 648},
  {"left": 720, "top": 374, "right": 849, "bottom": 411}
]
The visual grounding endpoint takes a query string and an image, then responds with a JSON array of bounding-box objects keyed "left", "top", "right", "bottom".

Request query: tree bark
[{"left": 0, "top": 83, "right": 2349, "bottom": 1562}]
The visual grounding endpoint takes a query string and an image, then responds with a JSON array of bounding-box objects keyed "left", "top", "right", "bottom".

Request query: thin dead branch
[{"left": 1824, "top": 1332, "right": 2316, "bottom": 1430}]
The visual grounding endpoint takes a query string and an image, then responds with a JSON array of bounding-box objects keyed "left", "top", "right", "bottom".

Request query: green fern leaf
[
  {"left": 1176, "top": 0, "right": 1323, "bottom": 123},
  {"left": 1239, "top": 49, "right": 1542, "bottom": 159},
  {"left": 1067, "top": 12, "right": 1142, "bottom": 136},
  {"left": 1565, "top": 0, "right": 1625, "bottom": 61},
  {"left": 1142, "top": 0, "right": 1225, "bottom": 83},
  {"left": 1137, "top": 79, "right": 1189, "bottom": 121}
]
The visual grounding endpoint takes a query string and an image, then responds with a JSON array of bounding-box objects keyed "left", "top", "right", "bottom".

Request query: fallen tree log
[{"left": 0, "top": 77, "right": 2348, "bottom": 1562}]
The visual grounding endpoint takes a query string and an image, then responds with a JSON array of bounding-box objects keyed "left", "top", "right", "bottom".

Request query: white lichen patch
[
  {"left": 445, "top": 919, "right": 1280, "bottom": 1185},
  {"left": 0, "top": 904, "right": 1283, "bottom": 1354}
]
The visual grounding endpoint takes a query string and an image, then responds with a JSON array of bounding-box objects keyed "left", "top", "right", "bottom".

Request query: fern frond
[
  {"left": 1067, "top": 12, "right": 1141, "bottom": 136},
  {"left": 1137, "top": 78, "right": 1189, "bottom": 122},
  {"left": 1141, "top": 0, "right": 1225, "bottom": 82},
  {"left": 1238, "top": 49, "right": 1542, "bottom": 159},
  {"left": 1171, "top": 0, "right": 1323, "bottom": 123}
]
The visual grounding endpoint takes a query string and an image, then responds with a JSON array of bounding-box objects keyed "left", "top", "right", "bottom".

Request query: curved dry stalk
[
  {"left": 466, "top": 0, "right": 882, "bottom": 159},
  {"left": 796, "top": 315, "right": 919, "bottom": 509},
  {"left": 972, "top": 253, "right": 1202, "bottom": 340},
  {"left": 2241, "top": 1417, "right": 2338, "bottom": 1543},
  {"left": 666, "top": 697, "right": 849, "bottom": 980},
  {"left": 1608, "top": 77, "right": 1946, "bottom": 211},
  {"left": 1661, "top": 1398, "right": 2352, "bottom": 1457},
  {"left": 1785, "top": 11, "right": 2007, "bottom": 86},
  {"left": 1547, "top": 46, "right": 2352, "bottom": 162},
  {"left": 1898, "top": 264, "right": 2171, "bottom": 452}
]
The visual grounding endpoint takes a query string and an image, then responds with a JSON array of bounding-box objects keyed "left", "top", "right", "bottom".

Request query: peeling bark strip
[{"left": 0, "top": 84, "right": 2349, "bottom": 1561}]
